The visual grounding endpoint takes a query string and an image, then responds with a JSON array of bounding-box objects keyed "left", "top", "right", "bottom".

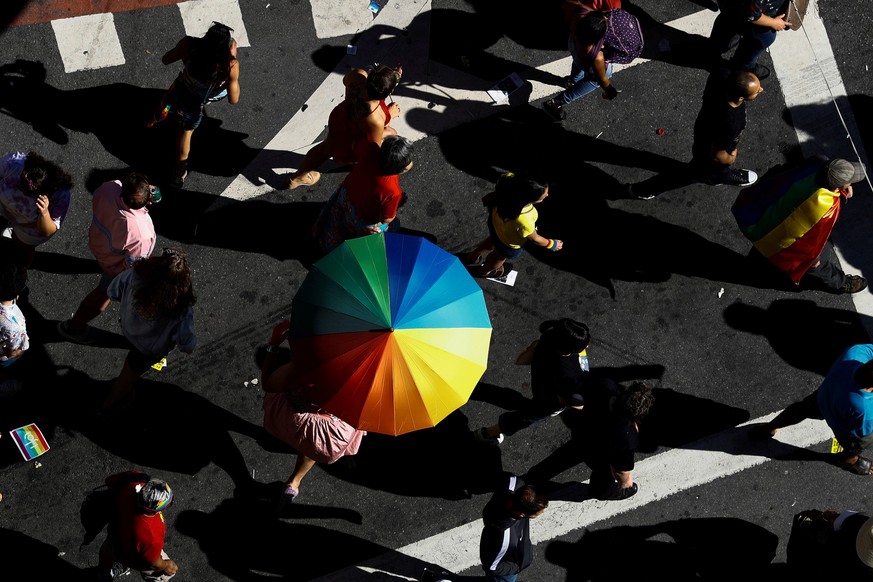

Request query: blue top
[{"left": 817, "top": 344, "right": 873, "bottom": 438}]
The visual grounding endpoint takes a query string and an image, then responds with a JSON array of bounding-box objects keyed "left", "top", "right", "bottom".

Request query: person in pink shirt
[{"left": 57, "top": 173, "right": 157, "bottom": 344}]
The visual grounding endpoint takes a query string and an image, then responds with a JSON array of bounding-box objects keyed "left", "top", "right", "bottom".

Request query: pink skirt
[{"left": 263, "top": 392, "right": 365, "bottom": 464}]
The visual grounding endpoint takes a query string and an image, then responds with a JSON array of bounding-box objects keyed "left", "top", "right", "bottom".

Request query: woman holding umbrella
[{"left": 261, "top": 321, "right": 366, "bottom": 507}]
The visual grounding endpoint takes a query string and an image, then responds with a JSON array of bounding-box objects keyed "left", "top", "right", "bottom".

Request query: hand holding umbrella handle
[{"left": 269, "top": 320, "right": 291, "bottom": 348}]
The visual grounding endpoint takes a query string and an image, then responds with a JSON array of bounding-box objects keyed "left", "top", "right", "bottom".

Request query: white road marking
[
  {"left": 178, "top": 0, "right": 251, "bottom": 47},
  {"left": 51, "top": 13, "right": 126, "bottom": 73},
  {"left": 768, "top": 0, "right": 873, "bottom": 330},
  {"left": 309, "top": 0, "right": 377, "bottom": 39},
  {"left": 218, "top": 5, "right": 720, "bottom": 201},
  {"left": 314, "top": 413, "right": 833, "bottom": 580}
]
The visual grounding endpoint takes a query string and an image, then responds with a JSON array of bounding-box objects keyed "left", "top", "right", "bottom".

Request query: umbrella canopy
[
  {"left": 290, "top": 233, "right": 492, "bottom": 435},
  {"left": 732, "top": 162, "right": 841, "bottom": 283}
]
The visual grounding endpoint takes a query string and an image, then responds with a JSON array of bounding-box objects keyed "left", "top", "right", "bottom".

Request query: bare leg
[
  {"left": 175, "top": 129, "right": 194, "bottom": 182},
  {"left": 287, "top": 455, "right": 317, "bottom": 491},
  {"left": 750, "top": 399, "right": 815, "bottom": 438},
  {"left": 478, "top": 251, "right": 507, "bottom": 277},
  {"left": 286, "top": 138, "right": 332, "bottom": 190},
  {"left": 67, "top": 287, "right": 110, "bottom": 332},
  {"left": 101, "top": 358, "right": 141, "bottom": 412}
]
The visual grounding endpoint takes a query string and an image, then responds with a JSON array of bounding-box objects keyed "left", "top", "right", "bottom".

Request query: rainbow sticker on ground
[{"left": 10, "top": 423, "right": 50, "bottom": 461}]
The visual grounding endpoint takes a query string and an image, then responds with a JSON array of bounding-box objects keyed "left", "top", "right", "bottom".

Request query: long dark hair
[
  {"left": 188, "top": 22, "right": 234, "bottom": 82},
  {"left": 494, "top": 175, "right": 547, "bottom": 220},
  {"left": 132, "top": 250, "right": 195, "bottom": 320}
]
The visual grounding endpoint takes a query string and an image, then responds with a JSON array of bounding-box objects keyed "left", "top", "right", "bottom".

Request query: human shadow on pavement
[
  {"left": 425, "top": 104, "right": 781, "bottom": 294},
  {"left": 190, "top": 195, "right": 324, "bottom": 265},
  {"left": 0, "top": 59, "right": 298, "bottom": 189},
  {"left": 176, "top": 497, "right": 424, "bottom": 581},
  {"left": 68, "top": 376, "right": 282, "bottom": 497},
  {"left": 545, "top": 517, "right": 779, "bottom": 581},
  {"left": 723, "top": 299, "right": 870, "bottom": 376},
  {"left": 522, "top": 386, "right": 749, "bottom": 484},
  {"left": 325, "top": 408, "right": 504, "bottom": 500},
  {"left": 0, "top": 528, "right": 85, "bottom": 579}
]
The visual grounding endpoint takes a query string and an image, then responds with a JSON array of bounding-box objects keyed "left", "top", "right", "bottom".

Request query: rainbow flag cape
[
  {"left": 9, "top": 423, "right": 50, "bottom": 461},
  {"left": 732, "top": 163, "right": 841, "bottom": 283}
]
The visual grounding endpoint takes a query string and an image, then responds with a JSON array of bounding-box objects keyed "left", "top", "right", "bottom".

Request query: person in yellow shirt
[{"left": 466, "top": 174, "right": 563, "bottom": 279}]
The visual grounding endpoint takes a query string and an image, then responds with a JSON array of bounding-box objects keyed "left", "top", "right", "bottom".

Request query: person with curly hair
[
  {"left": 100, "top": 249, "right": 197, "bottom": 415},
  {"left": 0, "top": 150, "right": 73, "bottom": 267},
  {"left": 149, "top": 22, "right": 241, "bottom": 188},
  {"left": 578, "top": 379, "right": 654, "bottom": 500}
]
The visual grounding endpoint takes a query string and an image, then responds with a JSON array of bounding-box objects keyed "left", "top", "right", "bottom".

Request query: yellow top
[{"left": 492, "top": 204, "right": 537, "bottom": 249}]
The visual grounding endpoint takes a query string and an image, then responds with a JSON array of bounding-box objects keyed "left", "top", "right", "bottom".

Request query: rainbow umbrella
[
  {"left": 732, "top": 162, "right": 841, "bottom": 283},
  {"left": 289, "top": 233, "right": 492, "bottom": 436}
]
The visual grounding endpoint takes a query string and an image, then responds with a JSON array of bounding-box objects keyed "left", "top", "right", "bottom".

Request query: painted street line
[
  {"left": 309, "top": 0, "right": 379, "bottom": 40},
  {"left": 314, "top": 413, "right": 832, "bottom": 580},
  {"left": 218, "top": 4, "right": 720, "bottom": 201},
  {"left": 51, "top": 12, "right": 126, "bottom": 73},
  {"left": 178, "top": 0, "right": 250, "bottom": 48},
  {"left": 768, "top": 0, "right": 873, "bottom": 331}
]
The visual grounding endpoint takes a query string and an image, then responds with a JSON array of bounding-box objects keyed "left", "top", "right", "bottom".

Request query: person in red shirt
[
  {"left": 312, "top": 135, "right": 414, "bottom": 255},
  {"left": 285, "top": 65, "right": 402, "bottom": 190},
  {"left": 97, "top": 472, "right": 178, "bottom": 581}
]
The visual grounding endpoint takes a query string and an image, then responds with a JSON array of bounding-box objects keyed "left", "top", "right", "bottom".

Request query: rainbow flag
[
  {"left": 9, "top": 423, "right": 50, "bottom": 461},
  {"left": 732, "top": 163, "right": 841, "bottom": 283}
]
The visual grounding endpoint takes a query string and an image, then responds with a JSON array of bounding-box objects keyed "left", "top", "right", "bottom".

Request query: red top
[
  {"left": 107, "top": 474, "right": 166, "bottom": 569},
  {"left": 343, "top": 139, "right": 402, "bottom": 223},
  {"left": 328, "top": 102, "right": 364, "bottom": 165}
]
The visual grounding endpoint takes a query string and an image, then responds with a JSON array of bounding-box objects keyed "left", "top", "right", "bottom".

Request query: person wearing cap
[
  {"left": 97, "top": 471, "right": 178, "bottom": 581},
  {"left": 479, "top": 474, "right": 548, "bottom": 582},
  {"left": 58, "top": 173, "right": 158, "bottom": 344},
  {"left": 751, "top": 344, "right": 873, "bottom": 475}
]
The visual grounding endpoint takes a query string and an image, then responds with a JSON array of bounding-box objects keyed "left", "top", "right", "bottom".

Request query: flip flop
[
  {"left": 463, "top": 252, "right": 484, "bottom": 267},
  {"left": 481, "top": 262, "right": 514, "bottom": 280},
  {"left": 845, "top": 456, "right": 873, "bottom": 475},
  {"left": 286, "top": 171, "right": 321, "bottom": 190}
]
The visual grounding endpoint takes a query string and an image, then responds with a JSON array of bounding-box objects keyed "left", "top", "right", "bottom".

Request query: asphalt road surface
[{"left": 1, "top": 0, "right": 872, "bottom": 580}]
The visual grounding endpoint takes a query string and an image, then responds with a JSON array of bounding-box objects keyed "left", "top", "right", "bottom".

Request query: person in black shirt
[
  {"left": 479, "top": 474, "right": 548, "bottom": 582},
  {"left": 473, "top": 319, "right": 590, "bottom": 445},
  {"left": 579, "top": 378, "right": 654, "bottom": 500},
  {"left": 698, "top": 69, "right": 763, "bottom": 187},
  {"left": 622, "top": 69, "right": 763, "bottom": 199}
]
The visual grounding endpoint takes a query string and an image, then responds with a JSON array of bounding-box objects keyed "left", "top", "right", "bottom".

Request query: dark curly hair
[
  {"left": 615, "top": 381, "right": 655, "bottom": 421},
  {"left": 22, "top": 151, "right": 72, "bottom": 196},
  {"left": 132, "top": 250, "right": 195, "bottom": 320}
]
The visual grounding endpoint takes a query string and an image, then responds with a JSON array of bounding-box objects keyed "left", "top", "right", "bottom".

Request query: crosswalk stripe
[
  {"left": 314, "top": 413, "right": 833, "bottom": 580},
  {"left": 768, "top": 1, "right": 873, "bottom": 333},
  {"left": 51, "top": 12, "right": 126, "bottom": 73},
  {"left": 216, "top": 4, "right": 718, "bottom": 202},
  {"left": 178, "top": 0, "right": 251, "bottom": 48}
]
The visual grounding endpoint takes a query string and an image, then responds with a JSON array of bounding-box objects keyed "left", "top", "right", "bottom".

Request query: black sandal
[{"left": 845, "top": 456, "right": 873, "bottom": 475}]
